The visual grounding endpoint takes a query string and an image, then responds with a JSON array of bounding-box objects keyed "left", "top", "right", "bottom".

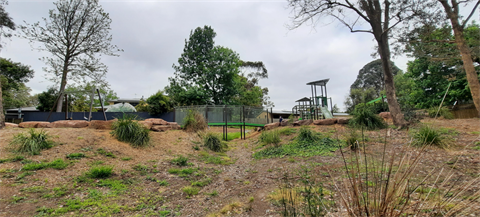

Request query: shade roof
[
  {"left": 295, "top": 97, "right": 311, "bottom": 102},
  {"left": 306, "top": 78, "right": 330, "bottom": 86}
]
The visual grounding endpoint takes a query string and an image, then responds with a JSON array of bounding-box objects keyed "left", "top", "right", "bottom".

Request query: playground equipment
[
  {"left": 292, "top": 78, "right": 334, "bottom": 120},
  {"left": 175, "top": 105, "right": 272, "bottom": 140}
]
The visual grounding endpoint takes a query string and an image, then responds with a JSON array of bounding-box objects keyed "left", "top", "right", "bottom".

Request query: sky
[{"left": 1, "top": 0, "right": 478, "bottom": 111}]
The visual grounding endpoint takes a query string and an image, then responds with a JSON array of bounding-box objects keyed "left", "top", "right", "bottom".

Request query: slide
[{"left": 320, "top": 106, "right": 333, "bottom": 119}]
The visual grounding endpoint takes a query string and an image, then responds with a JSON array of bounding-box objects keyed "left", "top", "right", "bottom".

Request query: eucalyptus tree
[
  {"left": 0, "top": 1, "right": 16, "bottom": 128},
  {"left": 287, "top": 0, "right": 433, "bottom": 127},
  {"left": 22, "top": 0, "right": 122, "bottom": 112}
]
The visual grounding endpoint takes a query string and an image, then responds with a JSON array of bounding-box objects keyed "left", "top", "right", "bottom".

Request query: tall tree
[
  {"left": 0, "top": 58, "right": 34, "bottom": 126},
  {"left": 435, "top": 0, "right": 480, "bottom": 117},
  {"left": 287, "top": 0, "right": 432, "bottom": 127},
  {"left": 0, "top": 0, "right": 16, "bottom": 128},
  {"left": 21, "top": 0, "right": 122, "bottom": 113},
  {"left": 350, "top": 59, "right": 401, "bottom": 96}
]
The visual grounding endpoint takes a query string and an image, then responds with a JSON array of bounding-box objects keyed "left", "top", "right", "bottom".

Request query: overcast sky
[{"left": 1, "top": 0, "right": 478, "bottom": 111}]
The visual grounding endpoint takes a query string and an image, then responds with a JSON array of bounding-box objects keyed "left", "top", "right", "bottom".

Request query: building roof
[
  {"left": 295, "top": 97, "right": 311, "bottom": 102},
  {"left": 306, "top": 78, "right": 330, "bottom": 86},
  {"left": 6, "top": 107, "right": 39, "bottom": 112},
  {"left": 108, "top": 98, "right": 143, "bottom": 103}
]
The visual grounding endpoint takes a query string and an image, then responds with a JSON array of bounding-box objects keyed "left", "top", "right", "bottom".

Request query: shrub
[
  {"left": 349, "top": 103, "right": 387, "bottom": 130},
  {"left": 345, "top": 130, "right": 360, "bottom": 150},
  {"left": 427, "top": 106, "right": 454, "bottom": 119},
  {"left": 111, "top": 114, "right": 150, "bottom": 147},
  {"left": 203, "top": 132, "right": 227, "bottom": 152},
  {"left": 182, "top": 186, "right": 199, "bottom": 196},
  {"left": 66, "top": 153, "right": 86, "bottom": 159},
  {"left": 259, "top": 130, "right": 281, "bottom": 146},
  {"left": 183, "top": 109, "right": 207, "bottom": 132},
  {"left": 9, "top": 129, "right": 54, "bottom": 155},
  {"left": 412, "top": 125, "right": 446, "bottom": 148},
  {"left": 87, "top": 166, "right": 114, "bottom": 179},
  {"left": 171, "top": 155, "right": 189, "bottom": 166}
]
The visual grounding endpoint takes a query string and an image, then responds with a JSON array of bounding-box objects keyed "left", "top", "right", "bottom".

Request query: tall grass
[
  {"left": 203, "top": 132, "right": 227, "bottom": 152},
  {"left": 428, "top": 106, "right": 454, "bottom": 119},
  {"left": 349, "top": 103, "right": 387, "bottom": 130},
  {"left": 183, "top": 109, "right": 207, "bottom": 132},
  {"left": 334, "top": 134, "right": 480, "bottom": 216},
  {"left": 259, "top": 130, "right": 281, "bottom": 146},
  {"left": 110, "top": 114, "right": 150, "bottom": 147},
  {"left": 296, "top": 126, "right": 319, "bottom": 142},
  {"left": 9, "top": 129, "right": 54, "bottom": 155}
]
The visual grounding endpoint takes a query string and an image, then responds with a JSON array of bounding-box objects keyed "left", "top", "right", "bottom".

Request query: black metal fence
[{"left": 21, "top": 112, "right": 175, "bottom": 122}]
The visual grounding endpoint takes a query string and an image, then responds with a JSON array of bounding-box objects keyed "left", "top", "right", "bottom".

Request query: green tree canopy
[
  {"left": 0, "top": 58, "right": 35, "bottom": 110},
  {"left": 37, "top": 87, "right": 58, "bottom": 112},
  {"left": 146, "top": 91, "right": 172, "bottom": 115}
]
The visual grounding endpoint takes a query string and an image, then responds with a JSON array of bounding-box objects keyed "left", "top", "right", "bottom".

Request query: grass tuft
[
  {"left": 183, "top": 109, "right": 207, "bottom": 132},
  {"left": 170, "top": 155, "right": 189, "bottom": 166},
  {"left": 203, "top": 132, "right": 227, "bottom": 152},
  {"left": 23, "top": 159, "right": 68, "bottom": 171},
  {"left": 349, "top": 103, "right": 387, "bottom": 130},
  {"left": 182, "top": 186, "right": 199, "bottom": 196},
  {"left": 9, "top": 129, "right": 54, "bottom": 155},
  {"left": 412, "top": 125, "right": 446, "bottom": 148},
  {"left": 110, "top": 114, "right": 150, "bottom": 147},
  {"left": 87, "top": 166, "right": 114, "bottom": 179},
  {"left": 66, "top": 153, "right": 86, "bottom": 159}
]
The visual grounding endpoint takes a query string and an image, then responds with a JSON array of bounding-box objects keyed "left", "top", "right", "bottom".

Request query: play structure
[
  {"left": 46, "top": 88, "right": 107, "bottom": 122},
  {"left": 292, "top": 78, "right": 334, "bottom": 120},
  {"left": 174, "top": 105, "right": 272, "bottom": 140}
]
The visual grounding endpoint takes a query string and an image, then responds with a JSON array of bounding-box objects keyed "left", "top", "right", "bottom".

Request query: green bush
[
  {"left": 171, "top": 155, "right": 189, "bottom": 166},
  {"left": 183, "top": 109, "right": 207, "bottom": 132},
  {"left": 259, "top": 130, "right": 281, "bottom": 146},
  {"left": 87, "top": 166, "right": 114, "bottom": 179},
  {"left": 297, "top": 126, "right": 319, "bottom": 142},
  {"left": 349, "top": 103, "right": 387, "bottom": 130},
  {"left": 412, "top": 126, "right": 446, "bottom": 148},
  {"left": 427, "top": 107, "right": 454, "bottom": 119},
  {"left": 66, "top": 153, "right": 86, "bottom": 159},
  {"left": 9, "top": 129, "right": 54, "bottom": 155},
  {"left": 203, "top": 132, "right": 227, "bottom": 152},
  {"left": 111, "top": 114, "right": 150, "bottom": 147},
  {"left": 278, "top": 127, "right": 296, "bottom": 136}
]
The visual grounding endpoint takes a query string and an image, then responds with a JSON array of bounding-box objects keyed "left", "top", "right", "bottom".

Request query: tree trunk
[
  {"left": 0, "top": 80, "right": 4, "bottom": 129},
  {"left": 376, "top": 34, "right": 407, "bottom": 127},
  {"left": 443, "top": 4, "right": 480, "bottom": 117},
  {"left": 56, "top": 60, "right": 69, "bottom": 112}
]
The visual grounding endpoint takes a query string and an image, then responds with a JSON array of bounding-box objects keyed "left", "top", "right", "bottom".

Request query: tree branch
[{"left": 461, "top": 0, "right": 480, "bottom": 28}]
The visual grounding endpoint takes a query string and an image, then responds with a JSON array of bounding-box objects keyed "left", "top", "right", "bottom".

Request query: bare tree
[
  {"left": 436, "top": 0, "right": 480, "bottom": 117},
  {"left": 0, "top": 0, "right": 15, "bottom": 129},
  {"left": 287, "top": 0, "right": 432, "bottom": 127},
  {"left": 21, "top": 0, "right": 122, "bottom": 112}
]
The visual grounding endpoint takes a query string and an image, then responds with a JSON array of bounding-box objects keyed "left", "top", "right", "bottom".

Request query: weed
[
  {"left": 205, "top": 190, "right": 218, "bottom": 196},
  {"left": 191, "top": 178, "right": 212, "bottom": 187},
  {"left": 110, "top": 114, "right": 150, "bottom": 147},
  {"left": 249, "top": 196, "right": 254, "bottom": 203},
  {"left": 23, "top": 159, "right": 68, "bottom": 170},
  {"left": 199, "top": 151, "right": 234, "bottom": 165},
  {"left": 133, "top": 164, "right": 149, "bottom": 175},
  {"left": 121, "top": 157, "right": 132, "bottom": 161},
  {"left": 297, "top": 126, "right": 319, "bottom": 142},
  {"left": 66, "top": 153, "right": 86, "bottom": 159},
  {"left": 278, "top": 127, "right": 296, "bottom": 136},
  {"left": 192, "top": 145, "right": 200, "bottom": 150},
  {"left": 9, "top": 129, "right": 54, "bottom": 155},
  {"left": 182, "top": 186, "right": 199, "bottom": 196},
  {"left": 21, "top": 186, "right": 45, "bottom": 193},
  {"left": 16, "top": 171, "right": 34, "bottom": 180},
  {"left": 0, "top": 155, "right": 25, "bottom": 163},
  {"left": 87, "top": 166, "right": 113, "bottom": 179},
  {"left": 203, "top": 132, "right": 227, "bottom": 152},
  {"left": 412, "top": 125, "right": 446, "bottom": 148},
  {"left": 157, "top": 179, "right": 169, "bottom": 186},
  {"left": 428, "top": 106, "right": 454, "bottom": 119},
  {"left": 171, "top": 155, "right": 189, "bottom": 166},
  {"left": 97, "top": 148, "right": 116, "bottom": 158},
  {"left": 11, "top": 195, "right": 27, "bottom": 204},
  {"left": 254, "top": 137, "right": 338, "bottom": 159},
  {"left": 346, "top": 130, "right": 360, "bottom": 150}
]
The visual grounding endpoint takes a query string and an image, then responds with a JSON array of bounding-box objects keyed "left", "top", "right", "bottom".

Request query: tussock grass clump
[
  {"left": 259, "top": 130, "right": 281, "bottom": 146},
  {"left": 345, "top": 130, "right": 360, "bottom": 150},
  {"left": 111, "top": 114, "right": 150, "bottom": 147},
  {"left": 428, "top": 106, "right": 454, "bottom": 119},
  {"left": 183, "top": 109, "right": 207, "bottom": 132},
  {"left": 171, "top": 155, "right": 189, "bottom": 166},
  {"left": 349, "top": 103, "right": 387, "bottom": 130},
  {"left": 296, "top": 126, "right": 319, "bottom": 142},
  {"left": 412, "top": 125, "right": 446, "bottom": 148},
  {"left": 182, "top": 186, "right": 199, "bottom": 196},
  {"left": 203, "top": 132, "right": 227, "bottom": 152},
  {"left": 9, "top": 129, "right": 54, "bottom": 155},
  {"left": 87, "top": 166, "right": 113, "bottom": 179}
]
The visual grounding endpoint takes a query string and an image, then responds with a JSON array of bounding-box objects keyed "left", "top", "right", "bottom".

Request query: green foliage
[
  {"left": 9, "top": 129, "right": 54, "bottom": 155},
  {"left": 259, "top": 130, "right": 281, "bottom": 146},
  {"left": 0, "top": 155, "right": 25, "bottom": 164},
  {"left": 203, "top": 132, "right": 227, "bottom": 152},
  {"left": 87, "top": 166, "right": 114, "bottom": 179},
  {"left": 427, "top": 107, "right": 454, "bottom": 119},
  {"left": 199, "top": 151, "right": 234, "bottom": 165},
  {"left": 157, "top": 180, "right": 169, "bottom": 186},
  {"left": 183, "top": 109, "right": 207, "bottom": 132},
  {"left": 349, "top": 103, "right": 387, "bottom": 130},
  {"left": 36, "top": 87, "right": 58, "bottom": 111},
  {"left": 111, "top": 114, "right": 150, "bottom": 147},
  {"left": 296, "top": 126, "right": 319, "bottom": 142},
  {"left": 134, "top": 100, "right": 149, "bottom": 112},
  {"left": 191, "top": 178, "right": 212, "bottom": 187},
  {"left": 412, "top": 126, "right": 446, "bottom": 148},
  {"left": 278, "top": 127, "right": 296, "bottom": 136},
  {"left": 168, "top": 167, "right": 197, "bottom": 176},
  {"left": 0, "top": 58, "right": 35, "bottom": 110},
  {"left": 254, "top": 136, "right": 338, "bottom": 159},
  {"left": 97, "top": 148, "right": 116, "bottom": 158},
  {"left": 66, "top": 153, "right": 86, "bottom": 159},
  {"left": 23, "top": 159, "right": 68, "bottom": 171},
  {"left": 171, "top": 155, "right": 189, "bottom": 166},
  {"left": 146, "top": 91, "right": 172, "bottom": 115}
]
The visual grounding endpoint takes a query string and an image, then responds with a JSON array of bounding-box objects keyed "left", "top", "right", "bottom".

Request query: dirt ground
[{"left": 0, "top": 118, "right": 479, "bottom": 217}]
